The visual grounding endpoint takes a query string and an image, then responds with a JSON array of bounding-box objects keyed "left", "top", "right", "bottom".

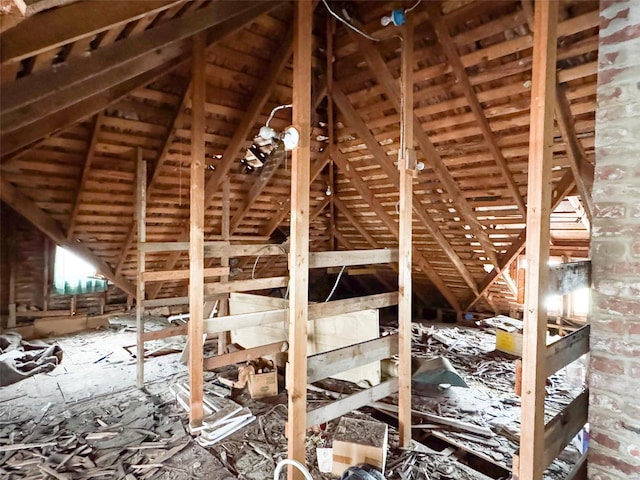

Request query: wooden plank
[
  {"left": 66, "top": 113, "right": 103, "bottom": 241},
  {"left": 0, "top": 178, "right": 136, "bottom": 297},
  {"left": 546, "top": 324, "right": 590, "bottom": 377},
  {"left": 139, "top": 241, "right": 229, "bottom": 253},
  {"left": 1, "top": 1, "right": 277, "bottom": 134},
  {"left": 204, "top": 292, "right": 398, "bottom": 334},
  {"left": 548, "top": 261, "right": 591, "bottom": 296},
  {"left": 306, "top": 379, "right": 398, "bottom": 428},
  {"left": 308, "top": 249, "right": 398, "bottom": 269},
  {"left": 425, "top": 2, "right": 526, "bottom": 217},
  {"left": 218, "top": 180, "right": 231, "bottom": 354},
  {"left": 398, "top": 16, "right": 414, "bottom": 449},
  {"left": 0, "top": 1, "right": 279, "bottom": 156},
  {"left": 555, "top": 84, "right": 594, "bottom": 221},
  {"left": 204, "top": 276, "right": 289, "bottom": 295},
  {"left": 142, "top": 294, "right": 224, "bottom": 309},
  {"left": 141, "top": 325, "right": 187, "bottom": 342},
  {"left": 309, "top": 292, "right": 398, "bottom": 320},
  {"left": 142, "top": 267, "right": 229, "bottom": 282},
  {"left": 517, "top": 2, "right": 558, "bottom": 479},
  {"left": 203, "top": 341, "right": 288, "bottom": 371},
  {"left": 566, "top": 452, "right": 588, "bottom": 480},
  {"left": 542, "top": 390, "right": 588, "bottom": 469},
  {"left": 1, "top": 1, "right": 182, "bottom": 64},
  {"left": 307, "top": 334, "right": 398, "bottom": 384},
  {"left": 188, "top": 31, "right": 206, "bottom": 428},
  {"left": 287, "top": 1, "right": 312, "bottom": 474},
  {"left": 135, "top": 148, "right": 146, "bottom": 388}
]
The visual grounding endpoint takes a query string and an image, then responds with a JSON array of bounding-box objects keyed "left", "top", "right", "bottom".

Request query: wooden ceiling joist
[
  {"left": 424, "top": 2, "right": 527, "bottom": 217},
  {"left": 0, "top": 178, "right": 136, "bottom": 297},
  {"left": 1, "top": 1, "right": 184, "bottom": 65},
  {"left": 344, "top": 31, "right": 501, "bottom": 270},
  {"left": 0, "top": 0, "right": 280, "bottom": 157}
]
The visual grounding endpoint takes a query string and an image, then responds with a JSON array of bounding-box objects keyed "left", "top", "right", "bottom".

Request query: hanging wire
[
  {"left": 266, "top": 104, "right": 293, "bottom": 128},
  {"left": 405, "top": 0, "right": 422, "bottom": 13},
  {"left": 324, "top": 265, "right": 346, "bottom": 302},
  {"left": 321, "top": 0, "right": 382, "bottom": 42}
]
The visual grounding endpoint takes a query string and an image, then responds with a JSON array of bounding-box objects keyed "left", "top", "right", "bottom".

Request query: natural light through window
[{"left": 53, "top": 247, "right": 107, "bottom": 295}]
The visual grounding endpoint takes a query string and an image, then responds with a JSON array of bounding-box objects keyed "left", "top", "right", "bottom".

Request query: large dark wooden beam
[
  {"left": 0, "top": 178, "right": 136, "bottom": 297},
  {"left": 1, "top": 1, "right": 183, "bottom": 64},
  {"left": 0, "top": 1, "right": 281, "bottom": 157}
]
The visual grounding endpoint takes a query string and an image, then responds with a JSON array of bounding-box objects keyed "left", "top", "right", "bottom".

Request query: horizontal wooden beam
[
  {"left": 142, "top": 267, "right": 229, "bottom": 282},
  {"left": 142, "top": 294, "right": 225, "bottom": 309},
  {"left": 546, "top": 324, "right": 590, "bottom": 377},
  {"left": 0, "top": 178, "right": 136, "bottom": 297},
  {"left": 204, "top": 292, "right": 399, "bottom": 334},
  {"left": 1, "top": 1, "right": 280, "bottom": 156},
  {"left": 309, "top": 249, "right": 398, "bottom": 269},
  {"left": 0, "top": 1, "right": 183, "bottom": 65},
  {"left": 139, "top": 241, "right": 229, "bottom": 253},
  {"left": 548, "top": 261, "right": 591, "bottom": 296},
  {"left": 141, "top": 325, "right": 188, "bottom": 342},
  {"left": 204, "top": 276, "right": 288, "bottom": 295},
  {"left": 542, "top": 389, "right": 588, "bottom": 469},
  {"left": 203, "top": 340, "right": 288, "bottom": 371},
  {"left": 307, "top": 334, "right": 398, "bottom": 384},
  {"left": 306, "top": 378, "right": 398, "bottom": 428}
]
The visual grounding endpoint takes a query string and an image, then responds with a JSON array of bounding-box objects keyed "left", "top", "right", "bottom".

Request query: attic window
[{"left": 53, "top": 246, "right": 107, "bottom": 295}]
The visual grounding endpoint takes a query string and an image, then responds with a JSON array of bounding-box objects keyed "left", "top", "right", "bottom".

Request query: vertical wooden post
[
  {"left": 42, "top": 237, "right": 50, "bottom": 311},
  {"left": 517, "top": 2, "right": 558, "bottom": 479},
  {"left": 188, "top": 31, "right": 207, "bottom": 427},
  {"left": 287, "top": 1, "right": 312, "bottom": 476},
  {"left": 327, "top": 14, "right": 336, "bottom": 251},
  {"left": 397, "top": 15, "right": 414, "bottom": 448},
  {"left": 218, "top": 179, "right": 231, "bottom": 354},
  {"left": 8, "top": 227, "right": 17, "bottom": 329},
  {"left": 135, "top": 147, "right": 147, "bottom": 388}
]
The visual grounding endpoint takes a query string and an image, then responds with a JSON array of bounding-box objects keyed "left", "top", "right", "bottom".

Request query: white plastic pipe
[{"left": 273, "top": 459, "right": 314, "bottom": 480}]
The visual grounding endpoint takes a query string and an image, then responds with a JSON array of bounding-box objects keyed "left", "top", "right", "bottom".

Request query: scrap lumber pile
[{"left": 0, "top": 391, "right": 233, "bottom": 479}]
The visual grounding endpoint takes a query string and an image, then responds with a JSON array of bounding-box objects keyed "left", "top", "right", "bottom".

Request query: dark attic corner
[{"left": 0, "top": 0, "right": 638, "bottom": 479}]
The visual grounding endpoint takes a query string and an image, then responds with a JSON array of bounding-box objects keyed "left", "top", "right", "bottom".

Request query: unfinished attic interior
[{"left": 1, "top": 0, "right": 639, "bottom": 478}]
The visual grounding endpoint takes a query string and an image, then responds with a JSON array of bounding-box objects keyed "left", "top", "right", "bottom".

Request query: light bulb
[
  {"left": 259, "top": 125, "right": 277, "bottom": 140},
  {"left": 326, "top": 185, "right": 332, "bottom": 196},
  {"left": 282, "top": 126, "right": 300, "bottom": 150}
]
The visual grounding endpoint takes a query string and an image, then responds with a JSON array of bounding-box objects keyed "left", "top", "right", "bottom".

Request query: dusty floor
[{"left": 0, "top": 316, "right": 585, "bottom": 479}]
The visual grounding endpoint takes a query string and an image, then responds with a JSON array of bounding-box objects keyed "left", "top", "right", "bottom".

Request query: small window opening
[{"left": 53, "top": 246, "right": 107, "bottom": 295}]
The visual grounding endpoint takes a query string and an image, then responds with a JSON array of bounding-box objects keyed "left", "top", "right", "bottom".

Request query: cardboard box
[
  {"left": 332, "top": 417, "right": 388, "bottom": 476},
  {"left": 247, "top": 371, "right": 277, "bottom": 398},
  {"left": 496, "top": 328, "right": 523, "bottom": 356}
]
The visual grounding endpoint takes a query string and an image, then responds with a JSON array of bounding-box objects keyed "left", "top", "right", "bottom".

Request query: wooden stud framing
[
  {"left": 218, "top": 180, "right": 231, "bottom": 354},
  {"left": 135, "top": 148, "right": 146, "bottom": 388},
  {"left": 287, "top": 1, "right": 312, "bottom": 474},
  {"left": 517, "top": 2, "right": 558, "bottom": 479},
  {"left": 188, "top": 31, "right": 206, "bottom": 428},
  {"left": 397, "top": 16, "right": 414, "bottom": 448}
]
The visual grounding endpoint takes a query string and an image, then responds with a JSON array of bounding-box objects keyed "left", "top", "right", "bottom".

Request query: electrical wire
[
  {"left": 324, "top": 265, "right": 346, "bottom": 302},
  {"left": 322, "top": 0, "right": 382, "bottom": 42},
  {"left": 266, "top": 104, "right": 292, "bottom": 128},
  {"left": 251, "top": 244, "right": 289, "bottom": 280},
  {"left": 405, "top": 0, "right": 422, "bottom": 13}
]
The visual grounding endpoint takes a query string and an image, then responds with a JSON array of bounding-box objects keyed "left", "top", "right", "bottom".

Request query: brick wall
[{"left": 589, "top": 1, "right": 640, "bottom": 478}]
